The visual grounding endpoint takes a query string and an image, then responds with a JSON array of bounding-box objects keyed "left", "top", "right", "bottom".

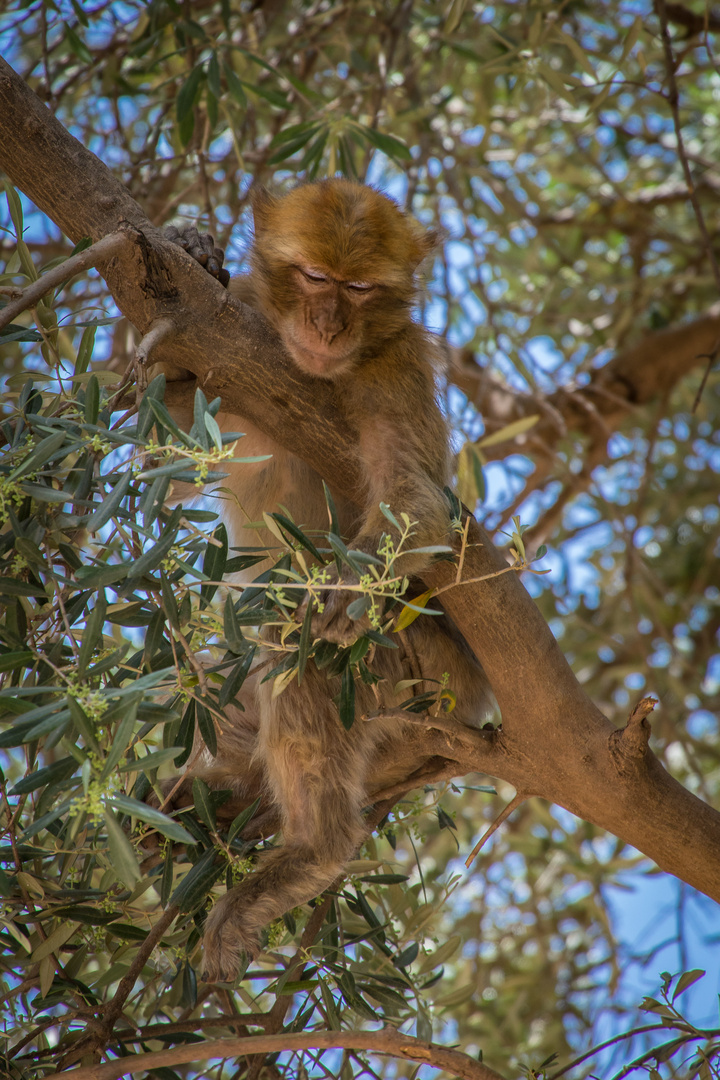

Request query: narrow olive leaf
[
  {"left": 160, "top": 846, "right": 174, "bottom": 907},
  {"left": 146, "top": 396, "right": 195, "bottom": 446},
  {"left": 355, "top": 124, "right": 412, "bottom": 161},
  {"left": 118, "top": 746, "right": 184, "bottom": 773},
  {"left": 363, "top": 629, "right": 398, "bottom": 649},
  {"left": 108, "top": 794, "right": 195, "bottom": 845},
  {"left": 104, "top": 810, "right": 142, "bottom": 889},
  {"left": 222, "top": 60, "right": 247, "bottom": 106},
  {"left": 297, "top": 599, "right": 314, "bottom": 685},
  {"left": 169, "top": 848, "right": 225, "bottom": 913},
  {"left": 84, "top": 373, "right": 99, "bottom": 424},
  {"left": 271, "top": 512, "right": 324, "bottom": 560},
  {"left": 223, "top": 598, "right": 245, "bottom": 654},
  {"left": 8, "top": 431, "right": 66, "bottom": 481},
  {"left": 227, "top": 796, "right": 261, "bottom": 845},
  {"left": 204, "top": 410, "right": 223, "bottom": 451},
  {"left": 207, "top": 50, "right": 221, "bottom": 98},
  {"left": 322, "top": 480, "right": 339, "bottom": 536},
  {"left": 0, "top": 650, "right": 33, "bottom": 673},
  {"left": 4, "top": 181, "right": 24, "bottom": 236},
  {"left": 86, "top": 470, "right": 132, "bottom": 532},
  {"left": 378, "top": 502, "right": 401, "bottom": 532},
  {"left": 128, "top": 511, "right": 182, "bottom": 579},
  {"left": 476, "top": 413, "right": 540, "bottom": 449},
  {"left": 268, "top": 127, "right": 321, "bottom": 164},
  {"left": 160, "top": 569, "right": 180, "bottom": 629},
  {"left": 219, "top": 647, "right": 255, "bottom": 707},
  {"left": 77, "top": 590, "right": 106, "bottom": 676},
  {"left": 201, "top": 524, "right": 227, "bottom": 606},
  {"left": 437, "top": 806, "right": 457, "bottom": 831},
  {"left": 535, "top": 544, "right": 547, "bottom": 560},
  {"left": 74, "top": 322, "right": 97, "bottom": 377},
  {"left": 100, "top": 698, "right": 139, "bottom": 780},
  {"left": 393, "top": 589, "right": 437, "bottom": 633},
  {"left": 338, "top": 666, "right": 356, "bottom": 730},
  {"left": 196, "top": 700, "right": 217, "bottom": 756},
  {"left": 67, "top": 696, "right": 99, "bottom": 753},
  {"left": 176, "top": 64, "right": 205, "bottom": 124},
  {"left": 192, "top": 777, "right": 217, "bottom": 831},
  {"left": 10, "top": 757, "right": 76, "bottom": 796}
]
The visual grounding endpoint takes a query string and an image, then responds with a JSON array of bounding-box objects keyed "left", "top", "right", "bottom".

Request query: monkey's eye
[
  {"left": 346, "top": 281, "right": 374, "bottom": 293},
  {"left": 299, "top": 268, "right": 328, "bottom": 284}
]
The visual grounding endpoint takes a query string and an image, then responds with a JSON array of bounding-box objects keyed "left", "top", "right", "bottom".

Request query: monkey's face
[
  {"left": 249, "top": 179, "right": 437, "bottom": 379},
  {"left": 274, "top": 264, "right": 381, "bottom": 378}
]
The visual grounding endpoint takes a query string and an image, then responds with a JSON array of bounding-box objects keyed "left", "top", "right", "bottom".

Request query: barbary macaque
[{"left": 162, "top": 180, "right": 493, "bottom": 982}]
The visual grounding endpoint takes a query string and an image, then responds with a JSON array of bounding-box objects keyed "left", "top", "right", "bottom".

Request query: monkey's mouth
[{"left": 285, "top": 334, "right": 357, "bottom": 379}]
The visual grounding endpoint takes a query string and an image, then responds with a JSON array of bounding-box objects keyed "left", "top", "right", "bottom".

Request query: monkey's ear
[
  {"left": 251, "top": 187, "right": 277, "bottom": 233},
  {"left": 412, "top": 226, "right": 440, "bottom": 268}
]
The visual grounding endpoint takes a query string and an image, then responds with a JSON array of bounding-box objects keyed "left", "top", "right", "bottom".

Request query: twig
[
  {"left": 0, "top": 232, "right": 127, "bottom": 331},
  {"left": 465, "top": 791, "right": 527, "bottom": 868},
  {"left": 57, "top": 904, "right": 179, "bottom": 1069},
  {"left": 655, "top": 0, "right": 720, "bottom": 297},
  {"left": 48, "top": 1028, "right": 507, "bottom": 1080},
  {"left": 655, "top": 0, "right": 720, "bottom": 411}
]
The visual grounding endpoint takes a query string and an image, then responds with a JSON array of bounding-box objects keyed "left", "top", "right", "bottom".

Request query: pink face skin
[{"left": 279, "top": 265, "right": 378, "bottom": 379}]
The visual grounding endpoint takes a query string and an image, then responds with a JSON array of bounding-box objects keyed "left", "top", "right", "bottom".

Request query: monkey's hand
[
  {"left": 164, "top": 224, "right": 230, "bottom": 287},
  {"left": 308, "top": 569, "right": 370, "bottom": 646}
]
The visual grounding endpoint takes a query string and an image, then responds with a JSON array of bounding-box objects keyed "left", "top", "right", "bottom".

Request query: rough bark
[{"left": 2, "top": 56, "right": 720, "bottom": 907}]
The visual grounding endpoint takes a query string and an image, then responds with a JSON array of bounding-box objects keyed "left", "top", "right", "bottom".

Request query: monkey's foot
[
  {"left": 201, "top": 900, "right": 260, "bottom": 983},
  {"left": 310, "top": 585, "right": 369, "bottom": 646}
]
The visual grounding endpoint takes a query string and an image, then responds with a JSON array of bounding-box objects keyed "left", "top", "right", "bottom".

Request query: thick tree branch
[{"left": 2, "top": 56, "right": 720, "bottom": 909}]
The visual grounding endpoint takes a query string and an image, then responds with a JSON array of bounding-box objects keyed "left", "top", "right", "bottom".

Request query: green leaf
[
  {"left": 86, "top": 470, "right": 132, "bottom": 532},
  {"left": 207, "top": 51, "right": 222, "bottom": 98},
  {"left": 77, "top": 590, "right": 106, "bottom": 676},
  {"left": 0, "top": 650, "right": 33, "bottom": 674},
  {"left": 10, "top": 757, "right": 77, "bottom": 796},
  {"left": 227, "top": 796, "right": 261, "bottom": 845},
  {"left": 108, "top": 794, "right": 195, "bottom": 845},
  {"left": 68, "top": 696, "right": 100, "bottom": 753},
  {"left": 192, "top": 777, "right": 217, "bottom": 831},
  {"left": 271, "top": 513, "right": 324, "bottom": 560},
  {"left": 8, "top": 431, "right": 66, "bottom": 481},
  {"left": 196, "top": 700, "right": 217, "bottom": 756},
  {"left": 201, "top": 524, "right": 227, "bottom": 606},
  {"left": 672, "top": 969, "right": 705, "bottom": 1001},
  {"left": 338, "top": 665, "right": 356, "bottom": 730},
  {"left": 218, "top": 647, "right": 255, "bottom": 708},
  {"left": 176, "top": 64, "right": 205, "bottom": 125},
  {"left": 104, "top": 810, "right": 142, "bottom": 889},
  {"left": 222, "top": 61, "right": 247, "bottom": 106},
  {"left": 169, "top": 848, "right": 224, "bottom": 912},
  {"left": 296, "top": 599, "right": 314, "bottom": 685},
  {"left": 74, "top": 323, "right": 97, "bottom": 377},
  {"left": 223, "top": 598, "right": 245, "bottom": 654},
  {"left": 101, "top": 698, "right": 139, "bottom": 780},
  {"left": 354, "top": 124, "right": 412, "bottom": 161},
  {"left": 5, "top": 181, "right": 24, "bottom": 237}
]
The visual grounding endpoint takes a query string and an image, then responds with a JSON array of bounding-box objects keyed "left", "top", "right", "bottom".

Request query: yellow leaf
[
  {"left": 393, "top": 590, "right": 436, "bottom": 632},
  {"left": 476, "top": 414, "right": 540, "bottom": 449}
]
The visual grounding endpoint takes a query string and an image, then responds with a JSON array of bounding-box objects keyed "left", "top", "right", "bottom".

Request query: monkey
[{"left": 161, "top": 180, "right": 494, "bottom": 982}]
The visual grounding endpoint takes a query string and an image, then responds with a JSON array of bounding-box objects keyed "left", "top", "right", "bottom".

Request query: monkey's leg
[{"left": 202, "top": 664, "right": 372, "bottom": 982}]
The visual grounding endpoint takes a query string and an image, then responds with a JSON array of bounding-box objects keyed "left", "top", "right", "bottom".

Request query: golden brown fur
[{"left": 165, "top": 180, "right": 493, "bottom": 981}]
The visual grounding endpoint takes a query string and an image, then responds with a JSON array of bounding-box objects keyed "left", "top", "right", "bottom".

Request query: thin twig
[{"left": 0, "top": 232, "right": 127, "bottom": 331}]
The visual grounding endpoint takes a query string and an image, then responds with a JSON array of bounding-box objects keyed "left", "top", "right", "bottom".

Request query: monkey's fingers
[{"left": 164, "top": 224, "right": 230, "bottom": 286}]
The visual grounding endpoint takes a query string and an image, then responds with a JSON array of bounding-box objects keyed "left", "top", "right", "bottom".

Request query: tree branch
[
  {"left": 48, "top": 1028, "right": 506, "bottom": 1080},
  {"left": 2, "top": 55, "right": 720, "bottom": 909}
]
